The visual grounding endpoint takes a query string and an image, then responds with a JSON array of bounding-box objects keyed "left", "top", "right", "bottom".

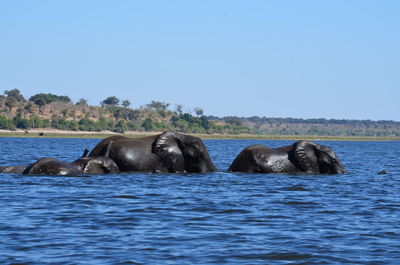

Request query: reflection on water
[{"left": 0, "top": 137, "right": 399, "bottom": 264}]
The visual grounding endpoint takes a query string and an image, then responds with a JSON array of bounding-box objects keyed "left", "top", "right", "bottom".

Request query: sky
[{"left": 0, "top": 0, "right": 399, "bottom": 121}]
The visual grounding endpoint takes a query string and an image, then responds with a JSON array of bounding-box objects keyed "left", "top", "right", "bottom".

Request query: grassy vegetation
[
  {"left": 1, "top": 89, "right": 400, "bottom": 140},
  {"left": 0, "top": 90, "right": 250, "bottom": 135}
]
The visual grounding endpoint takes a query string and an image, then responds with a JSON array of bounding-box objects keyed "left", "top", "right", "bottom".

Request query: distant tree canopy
[
  {"left": 194, "top": 107, "right": 204, "bottom": 116},
  {"left": 225, "top": 117, "right": 243, "bottom": 126},
  {"left": 146, "top": 101, "right": 170, "bottom": 112},
  {"left": 5, "top": 88, "right": 25, "bottom": 102},
  {"left": 175, "top": 104, "right": 183, "bottom": 115},
  {"left": 122, "top": 100, "right": 131, "bottom": 108},
  {"left": 1, "top": 88, "right": 400, "bottom": 137},
  {"left": 4, "top": 97, "right": 17, "bottom": 112},
  {"left": 102, "top": 96, "right": 120, "bottom": 106},
  {"left": 29, "top": 93, "right": 71, "bottom": 108},
  {"left": 2, "top": 89, "right": 25, "bottom": 111},
  {"left": 76, "top": 98, "right": 88, "bottom": 106}
]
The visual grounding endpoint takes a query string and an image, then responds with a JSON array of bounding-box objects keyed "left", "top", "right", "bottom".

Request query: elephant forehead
[
  {"left": 267, "top": 153, "right": 288, "bottom": 165},
  {"left": 166, "top": 144, "right": 181, "bottom": 154},
  {"left": 257, "top": 152, "right": 290, "bottom": 172},
  {"left": 58, "top": 168, "right": 70, "bottom": 175}
]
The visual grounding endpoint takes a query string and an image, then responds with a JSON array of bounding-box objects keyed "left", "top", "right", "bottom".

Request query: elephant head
[
  {"left": 294, "top": 141, "right": 346, "bottom": 174},
  {"left": 71, "top": 157, "right": 119, "bottom": 174},
  {"left": 23, "top": 157, "right": 119, "bottom": 175},
  {"left": 152, "top": 131, "right": 217, "bottom": 173},
  {"left": 23, "top": 158, "right": 78, "bottom": 175},
  {"left": 23, "top": 142, "right": 119, "bottom": 175},
  {"left": 71, "top": 143, "right": 119, "bottom": 174}
]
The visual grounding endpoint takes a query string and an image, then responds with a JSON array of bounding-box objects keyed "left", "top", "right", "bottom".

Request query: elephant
[
  {"left": 88, "top": 131, "right": 217, "bottom": 173},
  {"left": 0, "top": 165, "right": 27, "bottom": 173},
  {"left": 22, "top": 156, "right": 119, "bottom": 175},
  {"left": 228, "top": 140, "right": 346, "bottom": 174},
  {"left": 0, "top": 141, "right": 119, "bottom": 175}
]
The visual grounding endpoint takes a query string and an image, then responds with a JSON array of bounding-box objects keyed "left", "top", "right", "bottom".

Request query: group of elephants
[{"left": 0, "top": 131, "right": 347, "bottom": 175}]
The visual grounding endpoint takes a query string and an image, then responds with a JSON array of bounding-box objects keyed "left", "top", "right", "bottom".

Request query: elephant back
[
  {"left": 89, "top": 135, "right": 128, "bottom": 156},
  {"left": 23, "top": 158, "right": 78, "bottom": 175}
]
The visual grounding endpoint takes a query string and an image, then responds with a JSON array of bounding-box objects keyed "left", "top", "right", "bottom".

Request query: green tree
[
  {"left": 0, "top": 115, "right": 12, "bottom": 129},
  {"left": 173, "top": 119, "right": 189, "bottom": 132},
  {"left": 79, "top": 117, "right": 97, "bottom": 131},
  {"left": 4, "top": 88, "right": 25, "bottom": 102},
  {"left": 29, "top": 93, "right": 71, "bottom": 112},
  {"left": 13, "top": 113, "right": 29, "bottom": 129},
  {"left": 29, "top": 93, "right": 71, "bottom": 104},
  {"left": 194, "top": 107, "right": 204, "bottom": 116},
  {"left": 97, "top": 117, "right": 109, "bottom": 131},
  {"left": 142, "top": 118, "right": 155, "bottom": 131},
  {"left": 42, "top": 119, "right": 51, "bottom": 128},
  {"left": 31, "top": 115, "right": 44, "bottom": 128},
  {"left": 52, "top": 118, "right": 70, "bottom": 130},
  {"left": 76, "top": 98, "right": 88, "bottom": 106},
  {"left": 175, "top": 104, "right": 183, "bottom": 115},
  {"left": 102, "top": 96, "right": 120, "bottom": 106},
  {"left": 32, "top": 97, "right": 46, "bottom": 112},
  {"left": 146, "top": 101, "right": 170, "bottom": 112},
  {"left": 122, "top": 100, "right": 131, "bottom": 108},
  {"left": 107, "top": 120, "right": 116, "bottom": 131},
  {"left": 55, "top": 95, "right": 71, "bottom": 102},
  {"left": 69, "top": 120, "right": 79, "bottom": 131},
  {"left": 225, "top": 117, "right": 243, "bottom": 126},
  {"left": 24, "top": 102, "right": 35, "bottom": 113},
  {"left": 114, "top": 120, "right": 128, "bottom": 133},
  {"left": 200, "top": 116, "right": 210, "bottom": 130},
  {"left": 5, "top": 97, "right": 17, "bottom": 112},
  {"left": 61, "top": 109, "right": 68, "bottom": 118}
]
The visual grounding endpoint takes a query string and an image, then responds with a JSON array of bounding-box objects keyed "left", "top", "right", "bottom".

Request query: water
[{"left": 0, "top": 137, "right": 399, "bottom": 264}]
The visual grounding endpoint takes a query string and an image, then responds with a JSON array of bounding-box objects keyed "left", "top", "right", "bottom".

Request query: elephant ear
[
  {"left": 293, "top": 141, "right": 320, "bottom": 173},
  {"left": 80, "top": 158, "right": 119, "bottom": 174},
  {"left": 103, "top": 140, "right": 113, "bottom": 157},
  {"left": 152, "top": 131, "right": 186, "bottom": 173}
]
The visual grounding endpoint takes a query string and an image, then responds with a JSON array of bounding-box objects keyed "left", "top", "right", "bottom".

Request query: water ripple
[{"left": 0, "top": 139, "right": 400, "bottom": 264}]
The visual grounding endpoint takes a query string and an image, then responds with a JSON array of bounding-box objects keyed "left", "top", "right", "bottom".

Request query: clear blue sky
[{"left": 1, "top": 0, "right": 399, "bottom": 121}]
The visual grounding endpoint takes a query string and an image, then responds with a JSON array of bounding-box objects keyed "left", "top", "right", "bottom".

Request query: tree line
[
  {"left": 1, "top": 88, "right": 399, "bottom": 136},
  {"left": 0, "top": 89, "right": 250, "bottom": 134}
]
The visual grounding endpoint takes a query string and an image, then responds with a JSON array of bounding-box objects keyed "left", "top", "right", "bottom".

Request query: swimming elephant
[
  {"left": 0, "top": 165, "right": 27, "bottom": 173},
  {"left": 228, "top": 140, "right": 346, "bottom": 174},
  {"left": 22, "top": 156, "right": 119, "bottom": 175},
  {"left": 0, "top": 142, "right": 119, "bottom": 175},
  {"left": 88, "top": 131, "right": 217, "bottom": 173}
]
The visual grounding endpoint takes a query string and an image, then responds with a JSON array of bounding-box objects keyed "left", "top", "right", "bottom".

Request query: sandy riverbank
[{"left": 0, "top": 129, "right": 398, "bottom": 141}]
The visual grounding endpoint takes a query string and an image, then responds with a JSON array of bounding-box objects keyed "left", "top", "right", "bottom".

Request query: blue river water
[{"left": 0, "top": 137, "right": 399, "bottom": 264}]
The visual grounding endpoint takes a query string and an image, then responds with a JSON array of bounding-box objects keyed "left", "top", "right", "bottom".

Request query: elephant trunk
[{"left": 334, "top": 161, "right": 347, "bottom": 174}]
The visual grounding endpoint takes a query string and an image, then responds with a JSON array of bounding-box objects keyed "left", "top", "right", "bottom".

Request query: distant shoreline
[{"left": 0, "top": 129, "right": 398, "bottom": 141}]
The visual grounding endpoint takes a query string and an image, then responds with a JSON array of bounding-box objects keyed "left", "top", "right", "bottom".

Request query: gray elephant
[
  {"left": 228, "top": 140, "right": 346, "bottom": 174},
  {"left": 0, "top": 165, "right": 27, "bottom": 173},
  {"left": 0, "top": 141, "right": 119, "bottom": 175},
  {"left": 88, "top": 131, "right": 217, "bottom": 173},
  {"left": 22, "top": 156, "right": 119, "bottom": 175}
]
